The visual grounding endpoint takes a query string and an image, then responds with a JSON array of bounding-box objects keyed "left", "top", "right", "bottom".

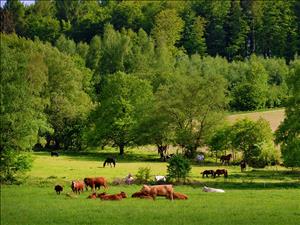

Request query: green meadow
[{"left": 1, "top": 150, "right": 300, "bottom": 225}]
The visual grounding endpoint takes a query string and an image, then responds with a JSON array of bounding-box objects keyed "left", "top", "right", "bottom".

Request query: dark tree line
[{"left": 1, "top": 0, "right": 299, "bottom": 62}]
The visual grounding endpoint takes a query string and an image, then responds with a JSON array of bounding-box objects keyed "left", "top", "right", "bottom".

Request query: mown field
[
  {"left": 227, "top": 108, "right": 285, "bottom": 132},
  {"left": 1, "top": 150, "right": 300, "bottom": 225}
]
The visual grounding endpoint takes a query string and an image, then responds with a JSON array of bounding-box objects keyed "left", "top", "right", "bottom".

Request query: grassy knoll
[
  {"left": 1, "top": 150, "right": 300, "bottom": 225},
  {"left": 227, "top": 108, "right": 285, "bottom": 132}
]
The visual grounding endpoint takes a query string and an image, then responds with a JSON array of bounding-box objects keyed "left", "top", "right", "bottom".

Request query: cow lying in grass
[
  {"left": 141, "top": 185, "right": 174, "bottom": 200},
  {"left": 166, "top": 192, "right": 188, "bottom": 200},
  {"left": 202, "top": 186, "right": 225, "bottom": 193},
  {"left": 131, "top": 191, "right": 153, "bottom": 199},
  {"left": 87, "top": 193, "right": 97, "bottom": 199},
  {"left": 98, "top": 192, "right": 127, "bottom": 200}
]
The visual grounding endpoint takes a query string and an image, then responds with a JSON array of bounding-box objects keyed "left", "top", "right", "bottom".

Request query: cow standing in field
[
  {"left": 141, "top": 184, "right": 174, "bottom": 200},
  {"left": 214, "top": 169, "right": 228, "bottom": 178},
  {"left": 240, "top": 160, "right": 246, "bottom": 172},
  {"left": 201, "top": 170, "right": 215, "bottom": 178},
  {"left": 51, "top": 151, "right": 59, "bottom": 157},
  {"left": 71, "top": 181, "right": 85, "bottom": 194},
  {"left": 84, "top": 177, "right": 108, "bottom": 191},
  {"left": 54, "top": 185, "right": 63, "bottom": 195},
  {"left": 103, "top": 157, "right": 116, "bottom": 168}
]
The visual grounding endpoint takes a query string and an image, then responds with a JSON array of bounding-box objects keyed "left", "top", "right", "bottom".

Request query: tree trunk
[{"left": 119, "top": 144, "right": 124, "bottom": 155}]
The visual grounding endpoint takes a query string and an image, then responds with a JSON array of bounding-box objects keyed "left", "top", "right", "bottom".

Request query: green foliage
[
  {"left": 156, "top": 57, "right": 227, "bottom": 157},
  {"left": 0, "top": 150, "right": 33, "bottom": 183},
  {"left": 231, "top": 55, "right": 269, "bottom": 110},
  {"left": 167, "top": 154, "right": 191, "bottom": 182},
  {"left": 152, "top": 9, "right": 184, "bottom": 49},
  {"left": 232, "top": 118, "right": 278, "bottom": 167},
  {"left": 135, "top": 167, "right": 151, "bottom": 183},
  {"left": 89, "top": 72, "right": 154, "bottom": 155},
  {"left": 275, "top": 59, "right": 300, "bottom": 167}
]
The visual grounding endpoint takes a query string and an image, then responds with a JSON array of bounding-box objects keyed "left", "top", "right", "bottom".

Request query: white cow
[
  {"left": 155, "top": 175, "right": 166, "bottom": 182},
  {"left": 202, "top": 186, "right": 225, "bottom": 193}
]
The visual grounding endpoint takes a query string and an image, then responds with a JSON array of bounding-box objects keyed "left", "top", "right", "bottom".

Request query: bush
[
  {"left": 135, "top": 167, "right": 151, "bottom": 183},
  {"left": 0, "top": 150, "right": 33, "bottom": 184},
  {"left": 167, "top": 154, "right": 191, "bottom": 183}
]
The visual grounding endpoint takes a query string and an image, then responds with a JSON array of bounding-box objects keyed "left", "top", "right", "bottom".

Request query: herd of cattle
[
  {"left": 54, "top": 177, "right": 188, "bottom": 201},
  {"left": 52, "top": 155, "right": 233, "bottom": 200}
]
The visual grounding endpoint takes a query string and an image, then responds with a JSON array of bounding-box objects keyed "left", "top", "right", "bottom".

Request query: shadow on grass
[{"left": 34, "top": 151, "right": 161, "bottom": 163}]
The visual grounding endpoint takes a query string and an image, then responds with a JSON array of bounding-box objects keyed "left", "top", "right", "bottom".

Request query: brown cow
[
  {"left": 98, "top": 192, "right": 127, "bottom": 200},
  {"left": 71, "top": 181, "right": 85, "bottom": 194},
  {"left": 214, "top": 169, "right": 228, "bottom": 178},
  {"left": 87, "top": 192, "right": 97, "bottom": 199},
  {"left": 84, "top": 177, "right": 108, "bottom": 191},
  {"left": 201, "top": 170, "right": 215, "bottom": 178},
  {"left": 166, "top": 192, "right": 188, "bottom": 200},
  {"left": 141, "top": 185, "right": 174, "bottom": 200},
  {"left": 131, "top": 191, "right": 153, "bottom": 199}
]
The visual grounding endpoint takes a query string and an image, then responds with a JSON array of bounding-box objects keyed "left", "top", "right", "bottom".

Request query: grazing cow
[
  {"left": 166, "top": 192, "right": 188, "bottom": 200},
  {"left": 131, "top": 191, "right": 153, "bottom": 199},
  {"left": 103, "top": 157, "right": 116, "bottom": 168},
  {"left": 54, "top": 185, "right": 63, "bottom": 195},
  {"left": 98, "top": 192, "right": 127, "bottom": 200},
  {"left": 203, "top": 186, "right": 225, "bottom": 193},
  {"left": 141, "top": 184, "right": 174, "bottom": 200},
  {"left": 240, "top": 160, "right": 246, "bottom": 172},
  {"left": 84, "top": 177, "right": 108, "bottom": 191},
  {"left": 155, "top": 175, "right": 166, "bottom": 182},
  {"left": 51, "top": 151, "right": 59, "bottom": 157},
  {"left": 201, "top": 170, "right": 215, "bottom": 178},
  {"left": 214, "top": 169, "right": 228, "bottom": 178},
  {"left": 71, "top": 181, "right": 85, "bottom": 194},
  {"left": 220, "top": 154, "right": 232, "bottom": 165}
]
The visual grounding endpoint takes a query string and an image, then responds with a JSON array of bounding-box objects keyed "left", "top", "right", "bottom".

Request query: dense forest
[{"left": 1, "top": 0, "right": 300, "bottom": 181}]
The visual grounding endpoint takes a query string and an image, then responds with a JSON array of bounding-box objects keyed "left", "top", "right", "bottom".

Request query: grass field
[
  {"left": 1, "top": 150, "right": 300, "bottom": 225},
  {"left": 227, "top": 108, "right": 285, "bottom": 132}
]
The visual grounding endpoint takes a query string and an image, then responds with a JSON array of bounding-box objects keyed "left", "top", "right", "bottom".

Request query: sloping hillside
[{"left": 227, "top": 109, "right": 285, "bottom": 132}]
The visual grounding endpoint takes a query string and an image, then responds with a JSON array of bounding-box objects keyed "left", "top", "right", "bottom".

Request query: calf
[
  {"left": 141, "top": 184, "right": 174, "bottom": 200},
  {"left": 71, "top": 180, "right": 85, "bottom": 194},
  {"left": 54, "top": 185, "right": 63, "bottom": 195},
  {"left": 98, "top": 192, "right": 127, "bottom": 200}
]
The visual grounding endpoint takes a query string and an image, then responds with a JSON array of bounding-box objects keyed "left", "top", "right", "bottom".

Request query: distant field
[{"left": 227, "top": 109, "right": 285, "bottom": 132}]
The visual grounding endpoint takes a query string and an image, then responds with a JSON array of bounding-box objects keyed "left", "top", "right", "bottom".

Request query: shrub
[
  {"left": 135, "top": 167, "right": 151, "bottom": 183},
  {"left": 0, "top": 150, "right": 33, "bottom": 184},
  {"left": 167, "top": 154, "right": 191, "bottom": 183}
]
